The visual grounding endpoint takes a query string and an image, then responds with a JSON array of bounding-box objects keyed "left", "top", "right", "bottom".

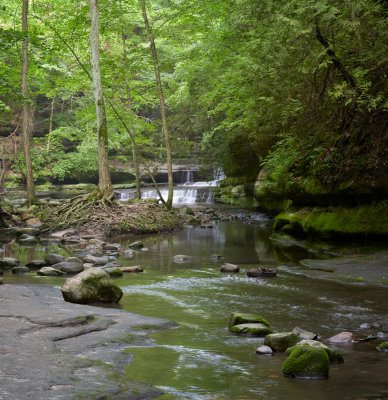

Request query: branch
[{"left": 315, "top": 25, "right": 356, "bottom": 89}]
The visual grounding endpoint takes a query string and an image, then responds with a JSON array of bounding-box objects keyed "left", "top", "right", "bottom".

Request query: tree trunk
[
  {"left": 141, "top": 0, "right": 173, "bottom": 209},
  {"left": 46, "top": 95, "right": 55, "bottom": 152},
  {"left": 89, "top": 0, "right": 113, "bottom": 197},
  {"left": 120, "top": 5, "right": 141, "bottom": 199},
  {"left": 21, "top": 0, "right": 36, "bottom": 205}
]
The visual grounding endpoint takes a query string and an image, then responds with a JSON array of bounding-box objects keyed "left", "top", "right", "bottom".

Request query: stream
[{"left": 3, "top": 207, "right": 388, "bottom": 400}]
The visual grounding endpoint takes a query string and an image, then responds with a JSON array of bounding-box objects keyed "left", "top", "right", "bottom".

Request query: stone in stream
[
  {"left": 286, "top": 339, "right": 344, "bottom": 364},
  {"left": 220, "top": 263, "right": 239, "bottom": 273},
  {"left": 230, "top": 323, "right": 272, "bottom": 336},
  {"left": 128, "top": 241, "right": 144, "bottom": 249},
  {"left": 264, "top": 332, "right": 299, "bottom": 352},
  {"left": 12, "top": 266, "right": 30, "bottom": 274},
  {"left": 103, "top": 261, "right": 122, "bottom": 269},
  {"left": 377, "top": 342, "right": 388, "bottom": 352},
  {"left": 292, "top": 326, "right": 318, "bottom": 340},
  {"left": 172, "top": 255, "right": 192, "bottom": 262},
  {"left": 61, "top": 268, "right": 123, "bottom": 304},
  {"left": 256, "top": 345, "right": 273, "bottom": 356},
  {"left": 0, "top": 257, "right": 20, "bottom": 269},
  {"left": 52, "top": 262, "right": 84, "bottom": 274},
  {"left": 82, "top": 255, "right": 110, "bottom": 265},
  {"left": 66, "top": 257, "right": 83, "bottom": 266},
  {"left": 26, "top": 260, "right": 47, "bottom": 269},
  {"left": 327, "top": 332, "right": 355, "bottom": 344},
  {"left": 282, "top": 345, "right": 329, "bottom": 379},
  {"left": 45, "top": 253, "right": 65, "bottom": 266},
  {"left": 210, "top": 254, "right": 223, "bottom": 261},
  {"left": 19, "top": 234, "right": 39, "bottom": 244},
  {"left": 37, "top": 267, "right": 66, "bottom": 276},
  {"left": 118, "top": 266, "right": 143, "bottom": 273},
  {"left": 228, "top": 312, "right": 270, "bottom": 329},
  {"left": 102, "top": 267, "right": 123, "bottom": 277},
  {"left": 103, "top": 243, "right": 121, "bottom": 251},
  {"left": 85, "top": 249, "right": 104, "bottom": 257},
  {"left": 246, "top": 267, "right": 276, "bottom": 277},
  {"left": 15, "top": 227, "right": 40, "bottom": 236},
  {"left": 122, "top": 249, "right": 136, "bottom": 258}
]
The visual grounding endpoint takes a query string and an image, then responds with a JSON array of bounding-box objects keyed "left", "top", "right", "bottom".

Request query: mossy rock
[
  {"left": 229, "top": 323, "right": 272, "bottom": 336},
  {"left": 377, "top": 342, "right": 388, "bottom": 352},
  {"left": 61, "top": 268, "right": 123, "bottom": 304},
  {"left": 286, "top": 340, "right": 344, "bottom": 364},
  {"left": 282, "top": 345, "right": 329, "bottom": 379},
  {"left": 228, "top": 312, "right": 270, "bottom": 329},
  {"left": 264, "top": 332, "right": 299, "bottom": 352}
]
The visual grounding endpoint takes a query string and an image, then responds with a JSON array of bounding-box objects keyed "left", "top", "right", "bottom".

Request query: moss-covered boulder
[
  {"left": 264, "top": 332, "right": 299, "bottom": 352},
  {"left": 282, "top": 345, "right": 329, "bottom": 379},
  {"left": 228, "top": 312, "right": 270, "bottom": 329},
  {"left": 61, "top": 268, "right": 123, "bottom": 304},
  {"left": 230, "top": 323, "right": 273, "bottom": 336},
  {"left": 377, "top": 342, "right": 388, "bottom": 352},
  {"left": 286, "top": 340, "right": 344, "bottom": 364}
]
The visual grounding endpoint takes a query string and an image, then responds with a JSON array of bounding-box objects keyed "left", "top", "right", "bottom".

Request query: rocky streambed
[{"left": 0, "top": 284, "right": 175, "bottom": 400}]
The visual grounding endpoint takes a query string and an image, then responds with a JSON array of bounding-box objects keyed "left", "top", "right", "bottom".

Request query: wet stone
[
  {"left": 256, "top": 345, "right": 273, "bottom": 356},
  {"left": 26, "top": 260, "right": 47, "bottom": 269},
  {"left": 45, "top": 254, "right": 66, "bottom": 266},
  {"left": 220, "top": 263, "right": 239, "bottom": 273},
  {"left": 328, "top": 332, "right": 355, "bottom": 344},
  {"left": 0, "top": 258, "right": 20, "bottom": 269}
]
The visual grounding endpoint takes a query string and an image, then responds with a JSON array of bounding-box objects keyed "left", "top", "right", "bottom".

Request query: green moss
[
  {"left": 228, "top": 312, "right": 270, "bottom": 329},
  {"left": 377, "top": 342, "right": 388, "bottom": 352},
  {"left": 274, "top": 201, "right": 388, "bottom": 239},
  {"left": 282, "top": 346, "right": 329, "bottom": 379}
]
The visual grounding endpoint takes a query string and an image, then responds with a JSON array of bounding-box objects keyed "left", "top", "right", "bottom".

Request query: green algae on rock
[
  {"left": 228, "top": 312, "right": 270, "bottom": 329},
  {"left": 282, "top": 345, "right": 330, "bottom": 379},
  {"left": 377, "top": 342, "right": 388, "bottom": 353},
  {"left": 286, "top": 339, "right": 344, "bottom": 364},
  {"left": 61, "top": 268, "right": 123, "bottom": 304}
]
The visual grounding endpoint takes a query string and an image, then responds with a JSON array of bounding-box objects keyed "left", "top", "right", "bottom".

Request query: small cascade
[{"left": 115, "top": 166, "right": 223, "bottom": 205}]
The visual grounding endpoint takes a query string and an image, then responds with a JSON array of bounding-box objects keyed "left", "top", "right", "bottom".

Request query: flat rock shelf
[{"left": 0, "top": 284, "right": 175, "bottom": 400}]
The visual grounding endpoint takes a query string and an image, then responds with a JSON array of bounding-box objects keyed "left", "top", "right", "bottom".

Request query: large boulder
[
  {"left": 286, "top": 339, "right": 344, "bottom": 364},
  {"left": 230, "top": 323, "right": 272, "bottom": 336},
  {"left": 282, "top": 345, "right": 329, "bottom": 379},
  {"left": 228, "top": 312, "right": 270, "bottom": 329},
  {"left": 264, "top": 332, "right": 299, "bottom": 352},
  {"left": 61, "top": 268, "right": 123, "bottom": 304}
]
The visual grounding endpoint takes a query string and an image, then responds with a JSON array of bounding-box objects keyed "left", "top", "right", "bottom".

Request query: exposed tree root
[{"left": 39, "top": 191, "right": 185, "bottom": 238}]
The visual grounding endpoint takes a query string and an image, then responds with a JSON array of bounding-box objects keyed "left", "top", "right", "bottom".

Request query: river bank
[{"left": 0, "top": 284, "right": 175, "bottom": 400}]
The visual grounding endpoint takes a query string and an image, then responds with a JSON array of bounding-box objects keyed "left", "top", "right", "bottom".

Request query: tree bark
[
  {"left": 89, "top": 0, "right": 113, "bottom": 197},
  {"left": 46, "top": 95, "right": 55, "bottom": 152},
  {"left": 21, "top": 0, "right": 36, "bottom": 204},
  {"left": 141, "top": 0, "right": 173, "bottom": 209}
]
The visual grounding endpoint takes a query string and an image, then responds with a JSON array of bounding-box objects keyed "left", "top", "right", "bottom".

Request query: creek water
[{"left": 3, "top": 209, "right": 388, "bottom": 400}]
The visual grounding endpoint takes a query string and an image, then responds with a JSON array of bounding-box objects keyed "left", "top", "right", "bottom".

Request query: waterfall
[{"left": 115, "top": 167, "right": 223, "bottom": 205}]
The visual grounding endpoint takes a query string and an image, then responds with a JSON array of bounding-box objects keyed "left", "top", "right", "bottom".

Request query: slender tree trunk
[
  {"left": 120, "top": 5, "right": 141, "bottom": 199},
  {"left": 141, "top": 0, "right": 173, "bottom": 209},
  {"left": 46, "top": 95, "right": 55, "bottom": 152},
  {"left": 89, "top": 0, "right": 112, "bottom": 197},
  {"left": 21, "top": 0, "right": 36, "bottom": 204}
]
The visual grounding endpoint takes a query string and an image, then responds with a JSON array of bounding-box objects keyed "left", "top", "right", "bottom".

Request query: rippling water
[{"left": 4, "top": 211, "right": 388, "bottom": 400}]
